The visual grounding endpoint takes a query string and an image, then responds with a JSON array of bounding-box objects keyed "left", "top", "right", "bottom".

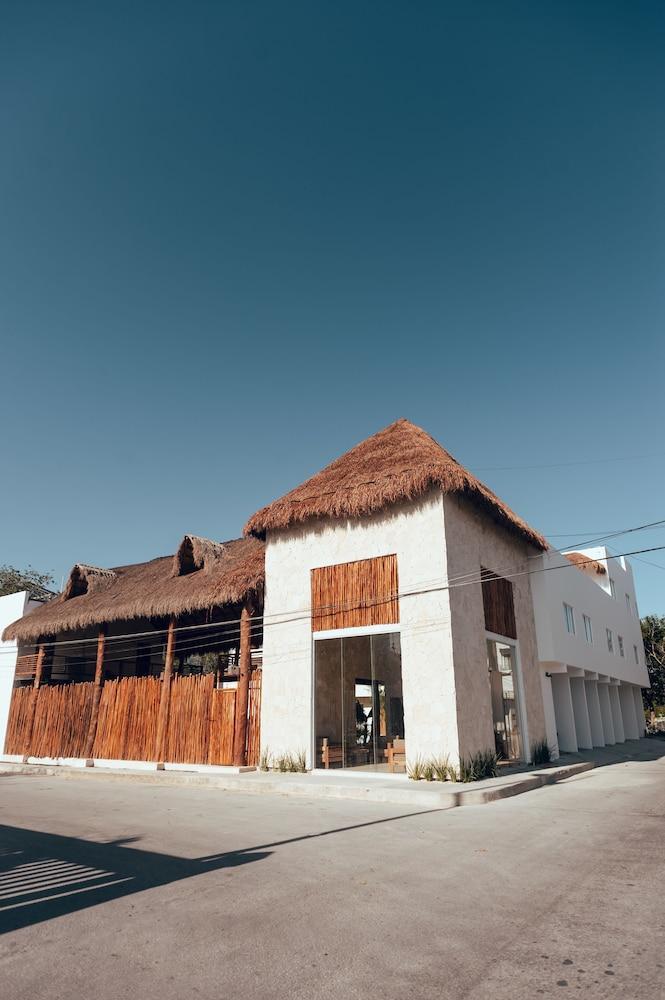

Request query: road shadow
[
  {"left": 0, "top": 807, "right": 441, "bottom": 934},
  {"left": 559, "top": 735, "right": 665, "bottom": 769}
]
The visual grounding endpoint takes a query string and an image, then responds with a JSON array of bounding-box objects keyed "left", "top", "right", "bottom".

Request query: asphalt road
[{"left": 1, "top": 753, "right": 664, "bottom": 1000}]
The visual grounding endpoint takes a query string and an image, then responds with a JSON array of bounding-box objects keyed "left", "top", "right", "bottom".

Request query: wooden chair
[
  {"left": 385, "top": 738, "right": 406, "bottom": 772},
  {"left": 320, "top": 737, "right": 344, "bottom": 769}
]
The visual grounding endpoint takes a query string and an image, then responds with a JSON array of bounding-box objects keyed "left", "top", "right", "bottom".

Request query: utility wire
[{"left": 2, "top": 541, "right": 662, "bottom": 658}]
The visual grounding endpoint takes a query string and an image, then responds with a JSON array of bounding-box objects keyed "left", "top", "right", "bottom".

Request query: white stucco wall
[
  {"left": 443, "top": 495, "right": 547, "bottom": 761},
  {"left": 0, "top": 591, "right": 35, "bottom": 751},
  {"left": 531, "top": 547, "right": 648, "bottom": 687},
  {"left": 260, "top": 490, "right": 459, "bottom": 766}
]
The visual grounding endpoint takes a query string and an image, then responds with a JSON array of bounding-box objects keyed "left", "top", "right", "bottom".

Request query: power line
[{"left": 2, "top": 540, "right": 662, "bottom": 659}]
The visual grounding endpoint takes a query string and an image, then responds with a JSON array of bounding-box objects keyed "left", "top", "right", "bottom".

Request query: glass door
[
  {"left": 314, "top": 632, "right": 404, "bottom": 769},
  {"left": 487, "top": 639, "right": 522, "bottom": 761}
]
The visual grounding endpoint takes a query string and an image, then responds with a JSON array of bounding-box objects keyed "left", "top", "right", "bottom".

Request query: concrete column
[
  {"left": 619, "top": 684, "right": 639, "bottom": 740},
  {"left": 631, "top": 686, "right": 645, "bottom": 737},
  {"left": 597, "top": 683, "right": 615, "bottom": 745},
  {"left": 540, "top": 672, "right": 560, "bottom": 759},
  {"left": 584, "top": 680, "right": 605, "bottom": 747},
  {"left": 551, "top": 674, "right": 578, "bottom": 753},
  {"left": 570, "top": 677, "right": 593, "bottom": 750},
  {"left": 609, "top": 685, "right": 625, "bottom": 743}
]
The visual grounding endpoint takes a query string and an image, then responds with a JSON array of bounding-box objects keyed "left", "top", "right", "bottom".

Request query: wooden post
[
  {"left": 84, "top": 629, "right": 105, "bottom": 760},
  {"left": 233, "top": 602, "right": 253, "bottom": 767},
  {"left": 155, "top": 619, "right": 176, "bottom": 765}
]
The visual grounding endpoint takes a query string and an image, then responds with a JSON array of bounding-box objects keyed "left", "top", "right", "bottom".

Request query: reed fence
[
  {"left": 5, "top": 668, "right": 262, "bottom": 765},
  {"left": 92, "top": 676, "right": 161, "bottom": 761},
  {"left": 3, "top": 683, "right": 94, "bottom": 758}
]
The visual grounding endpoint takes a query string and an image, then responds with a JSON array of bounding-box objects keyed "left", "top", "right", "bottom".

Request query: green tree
[
  {"left": 641, "top": 615, "right": 665, "bottom": 711},
  {"left": 0, "top": 565, "right": 55, "bottom": 600}
]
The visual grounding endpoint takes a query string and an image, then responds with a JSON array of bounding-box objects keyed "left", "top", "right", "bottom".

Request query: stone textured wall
[
  {"left": 443, "top": 495, "right": 547, "bottom": 761},
  {"left": 261, "top": 490, "right": 460, "bottom": 766}
]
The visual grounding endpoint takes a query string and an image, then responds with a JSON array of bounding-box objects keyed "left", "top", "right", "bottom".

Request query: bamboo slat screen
[
  {"left": 208, "top": 688, "right": 236, "bottom": 764},
  {"left": 4, "top": 687, "right": 34, "bottom": 754},
  {"left": 32, "top": 683, "right": 94, "bottom": 758},
  {"left": 246, "top": 669, "right": 262, "bottom": 766},
  {"left": 6, "top": 669, "right": 263, "bottom": 766},
  {"left": 311, "top": 554, "right": 399, "bottom": 632},
  {"left": 14, "top": 654, "right": 39, "bottom": 679},
  {"left": 3, "top": 683, "right": 94, "bottom": 758},
  {"left": 481, "top": 569, "right": 517, "bottom": 640},
  {"left": 166, "top": 673, "right": 214, "bottom": 764},
  {"left": 92, "top": 676, "right": 162, "bottom": 761}
]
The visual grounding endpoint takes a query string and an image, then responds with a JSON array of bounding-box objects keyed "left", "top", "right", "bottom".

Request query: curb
[{"left": 0, "top": 759, "right": 595, "bottom": 807}]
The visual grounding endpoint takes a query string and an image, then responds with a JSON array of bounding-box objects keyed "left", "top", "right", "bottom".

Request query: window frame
[
  {"left": 606, "top": 628, "right": 614, "bottom": 654},
  {"left": 563, "top": 602, "right": 576, "bottom": 635},
  {"left": 618, "top": 635, "right": 624, "bottom": 657},
  {"left": 583, "top": 614, "right": 593, "bottom": 645}
]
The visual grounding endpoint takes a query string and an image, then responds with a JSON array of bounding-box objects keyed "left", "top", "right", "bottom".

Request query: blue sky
[{"left": 1, "top": 1, "right": 664, "bottom": 612}]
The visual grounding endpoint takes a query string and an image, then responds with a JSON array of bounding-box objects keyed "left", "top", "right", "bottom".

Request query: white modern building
[
  {"left": 532, "top": 547, "right": 648, "bottom": 757},
  {"left": 246, "top": 419, "right": 555, "bottom": 771},
  {"left": 0, "top": 591, "right": 42, "bottom": 751}
]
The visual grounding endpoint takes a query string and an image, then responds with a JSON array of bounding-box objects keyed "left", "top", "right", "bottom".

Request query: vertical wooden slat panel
[
  {"left": 92, "top": 676, "right": 161, "bottom": 761},
  {"left": 246, "top": 669, "right": 262, "bottom": 767},
  {"left": 481, "top": 568, "right": 517, "bottom": 639},
  {"left": 311, "top": 554, "right": 399, "bottom": 632},
  {"left": 165, "top": 673, "right": 213, "bottom": 764},
  {"left": 4, "top": 687, "right": 35, "bottom": 754},
  {"left": 208, "top": 689, "right": 236, "bottom": 765}
]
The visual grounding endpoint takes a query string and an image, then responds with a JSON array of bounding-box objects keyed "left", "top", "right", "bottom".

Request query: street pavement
[{"left": 1, "top": 745, "right": 664, "bottom": 999}]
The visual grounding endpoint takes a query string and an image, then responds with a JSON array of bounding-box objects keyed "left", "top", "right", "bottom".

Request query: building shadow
[
  {"left": 0, "top": 807, "right": 441, "bottom": 935},
  {"left": 559, "top": 735, "right": 665, "bottom": 768}
]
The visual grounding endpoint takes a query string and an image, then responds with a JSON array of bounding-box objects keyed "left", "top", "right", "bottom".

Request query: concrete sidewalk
[{"left": 0, "top": 755, "right": 594, "bottom": 807}]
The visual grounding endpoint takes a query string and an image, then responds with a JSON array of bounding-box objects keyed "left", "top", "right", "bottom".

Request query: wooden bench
[
  {"left": 320, "top": 738, "right": 344, "bottom": 769},
  {"left": 320, "top": 738, "right": 372, "bottom": 769},
  {"left": 385, "top": 738, "right": 406, "bottom": 772}
]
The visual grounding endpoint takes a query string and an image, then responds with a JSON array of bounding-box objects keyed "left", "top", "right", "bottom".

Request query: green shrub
[
  {"left": 458, "top": 749, "right": 498, "bottom": 782},
  {"left": 531, "top": 739, "right": 551, "bottom": 766},
  {"left": 292, "top": 749, "right": 307, "bottom": 772},
  {"left": 422, "top": 760, "right": 435, "bottom": 781},
  {"left": 432, "top": 755, "right": 451, "bottom": 781},
  {"left": 259, "top": 747, "right": 272, "bottom": 772},
  {"left": 407, "top": 757, "right": 426, "bottom": 781}
]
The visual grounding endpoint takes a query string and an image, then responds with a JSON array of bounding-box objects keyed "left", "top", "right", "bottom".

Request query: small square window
[
  {"left": 618, "top": 635, "right": 624, "bottom": 657},
  {"left": 606, "top": 628, "right": 614, "bottom": 654},
  {"left": 609, "top": 578, "right": 616, "bottom": 598},
  {"left": 583, "top": 614, "right": 593, "bottom": 644},
  {"left": 563, "top": 603, "right": 575, "bottom": 635}
]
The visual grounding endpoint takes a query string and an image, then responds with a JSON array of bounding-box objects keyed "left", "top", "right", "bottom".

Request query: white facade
[
  {"left": 531, "top": 547, "right": 648, "bottom": 757},
  {"left": 0, "top": 591, "right": 40, "bottom": 752},
  {"left": 261, "top": 490, "right": 460, "bottom": 767},
  {"left": 260, "top": 489, "right": 547, "bottom": 768}
]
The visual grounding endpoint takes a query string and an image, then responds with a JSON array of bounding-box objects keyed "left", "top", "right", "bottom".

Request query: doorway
[
  {"left": 487, "top": 638, "right": 523, "bottom": 761},
  {"left": 314, "top": 632, "right": 404, "bottom": 770}
]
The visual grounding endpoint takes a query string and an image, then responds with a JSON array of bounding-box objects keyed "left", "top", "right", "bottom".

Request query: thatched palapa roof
[
  {"left": 564, "top": 551, "right": 607, "bottom": 575},
  {"left": 245, "top": 419, "right": 547, "bottom": 550},
  {"left": 3, "top": 535, "right": 265, "bottom": 643}
]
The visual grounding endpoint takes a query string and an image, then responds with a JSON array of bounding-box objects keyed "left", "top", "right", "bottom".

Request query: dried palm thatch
[
  {"left": 62, "top": 564, "right": 117, "bottom": 600},
  {"left": 564, "top": 551, "right": 607, "bottom": 575},
  {"left": 3, "top": 536, "right": 264, "bottom": 643},
  {"left": 245, "top": 418, "right": 547, "bottom": 550},
  {"left": 172, "top": 534, "right": 226, "bottom": 576}
]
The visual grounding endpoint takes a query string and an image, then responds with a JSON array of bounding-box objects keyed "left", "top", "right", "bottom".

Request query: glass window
[
  {"left": 487, "top": 640, "right": 522, "bottom": 761},
  {"left": 563, "top": 603, "right": 575, "bottom": 635},
  {"left": 606, "top": 629, "right": 614, "bottom": 654},
  {"left": 314, "top": 632, "right": 404, "bottom": 771},
  {"left": 625, "top": 593, "right": 631, "bottom": 615},
  {"left": 609, "top": 578, "right": 616, "bottom": 598},
  {"left": 583, "top": 614, "right": 593, "bottom": 644},
  {"left": 618, "top": 635, "right": 624, "bottom": 657},
  {"left": 634, "top": 644, "right": 639, "bottom": 664}
]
